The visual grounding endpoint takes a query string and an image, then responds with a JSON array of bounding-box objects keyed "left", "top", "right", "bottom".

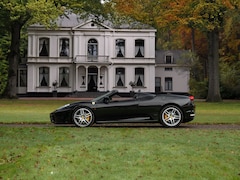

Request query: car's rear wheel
[
  {"left": 160, "top": 105, "right": 183, "bottom": 127},
  {"left": 73, "top": 107, "right": 94, "bottom": 127}
]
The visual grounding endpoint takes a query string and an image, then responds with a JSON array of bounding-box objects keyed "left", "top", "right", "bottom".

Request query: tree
[
  {"left": 0, "top": 49, "right": 8, "bottom": 95},
  {"left": 108, "top": 0, "right": 240, "bottom": 101},
  {"left": 0, "top": 0, "right": 65, "bottom": 98},
  {"left": 159, "top": 0, "right": 240, "bottom": 101},
  {"left": 0, "top": 19, "right": 10, "bottom": 96},
  {"left": 182, "top": 0, "right": 240, "bottom": 101},
  {"left": 0, "top": 0, "right": 105, "bottom": 98}
]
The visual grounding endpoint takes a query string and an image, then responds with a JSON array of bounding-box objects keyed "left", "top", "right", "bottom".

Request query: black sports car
[{"left": 50, "top": 90, "right": 195, "bottom": 128}]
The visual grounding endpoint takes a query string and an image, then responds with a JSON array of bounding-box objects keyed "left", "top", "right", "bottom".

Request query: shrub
[
  {"left": 0, "top": 49, "right": 8, "bottom": 96},
  {"left": 189, "top": 78, "right": 208, "bottom": 98}
]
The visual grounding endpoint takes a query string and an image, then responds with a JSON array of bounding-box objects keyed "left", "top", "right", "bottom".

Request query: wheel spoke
[
  {"left": 161, "top": 106, "right": 182, "bottom": 127},
  {"left": 171, "top": 109, "right": 176, "bottom": 114},
  {"left": 73, "top": 108, "right": 94, "bottom": 127},
  {"left": 80, "top": 109, "right": 85, "bottom": 115}
]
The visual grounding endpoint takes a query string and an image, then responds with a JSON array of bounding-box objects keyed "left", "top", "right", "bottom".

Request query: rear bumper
[{"left": 183, "top": 106, "right": 195, "bottom": 123}]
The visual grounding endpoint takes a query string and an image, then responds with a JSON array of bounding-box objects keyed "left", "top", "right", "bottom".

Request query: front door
[{"left": 88, "top": 67, "right": 98, "bottom": 92}]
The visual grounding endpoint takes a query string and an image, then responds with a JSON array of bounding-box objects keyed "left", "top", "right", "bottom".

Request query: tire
[
  {"left": 159, "top": 105, "right": 183, "bottom": 127},
  {"left": 73, "top": 107, "right": 94, "bottom": 127}
]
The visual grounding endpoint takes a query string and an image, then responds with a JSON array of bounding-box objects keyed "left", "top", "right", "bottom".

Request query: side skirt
[{"left": 96, "top": 117, "right": 159, "bottom": 124}]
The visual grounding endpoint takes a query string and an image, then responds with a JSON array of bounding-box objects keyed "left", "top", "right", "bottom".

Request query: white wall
[{"left": 26, "top": 20, "right": 189, "bottom": 94}]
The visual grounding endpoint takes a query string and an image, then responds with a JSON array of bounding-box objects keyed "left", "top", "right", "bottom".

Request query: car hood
[{"left": 54, "top": 101, "right": 93, "bottom": 112}]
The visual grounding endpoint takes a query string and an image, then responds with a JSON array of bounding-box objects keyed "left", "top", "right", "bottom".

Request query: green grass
[
  {"left": 0, "top": 99, "right": 239, "bottom": 179},
  {"left": 0, "top": 99, "right": 240, "bottom": 124},
  {"left": 0, "top": 99, "right": 72, "bottom": 123},
  {"left": 0, "top": 127, "right": 239, "bottom": 179},
  {"left": 193, "top": 101, "right": 240, "bottom": 124}
]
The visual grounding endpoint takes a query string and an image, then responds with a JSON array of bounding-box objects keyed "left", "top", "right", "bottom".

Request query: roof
[
  {"left": 30, "top": 11, "right": 156, "bottom": 31},
  {"left": 155, "top": 50, "right": 192, "bottom": 64}
]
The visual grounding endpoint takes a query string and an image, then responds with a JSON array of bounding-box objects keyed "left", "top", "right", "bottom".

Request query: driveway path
[{"left": 0, "top": 123, "right": 239, "bottom": 130}]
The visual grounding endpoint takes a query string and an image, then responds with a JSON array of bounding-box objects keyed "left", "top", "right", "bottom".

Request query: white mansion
[{"left": 17, "top": 13, "right": 190, "bottom": 96}]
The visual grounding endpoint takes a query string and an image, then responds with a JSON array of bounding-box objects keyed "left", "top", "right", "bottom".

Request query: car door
[{"left": 93, "top": 99, "right": 138, "bottom": 121}]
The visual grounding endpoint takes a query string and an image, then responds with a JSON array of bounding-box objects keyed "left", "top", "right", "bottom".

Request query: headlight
[{"left": 57, "top": 104, "right": 70, "bottom": 110}]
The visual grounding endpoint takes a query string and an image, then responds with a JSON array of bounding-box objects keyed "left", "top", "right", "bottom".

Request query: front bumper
[{"left": 50, "top": 110, "right": 72, "bottom": 124}]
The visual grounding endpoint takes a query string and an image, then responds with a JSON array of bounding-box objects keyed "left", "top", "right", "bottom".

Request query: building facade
[
  {"left": 155, "top": 50, "right": 191, "bottom": 93},
  {"left": 18, "top": 13, "right": 190, "bottom": 96}
]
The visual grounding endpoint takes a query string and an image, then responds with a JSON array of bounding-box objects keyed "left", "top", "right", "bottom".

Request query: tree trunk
[
  {"left": 206, "top": 29, "right": 222, "bottom": 102},
  {"left": 191, "top": 27, "right": 195, "bottom": 53},
  {"left": 3, "top": 22, "right": 22, "bottom": 98}
]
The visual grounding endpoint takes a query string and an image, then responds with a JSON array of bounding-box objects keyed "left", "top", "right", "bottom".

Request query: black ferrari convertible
[{"left": 50, "top": 90, "right": 195, "bottom": 128}]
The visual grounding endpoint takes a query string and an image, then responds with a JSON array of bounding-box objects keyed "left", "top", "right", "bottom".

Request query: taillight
[{"left": 189, "top": 95, "right": 194, "bottom": 101}]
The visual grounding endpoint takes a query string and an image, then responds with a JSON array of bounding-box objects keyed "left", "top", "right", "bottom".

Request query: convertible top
[{"left": 134, "top": 93, "right": 156, "bottom": 100}]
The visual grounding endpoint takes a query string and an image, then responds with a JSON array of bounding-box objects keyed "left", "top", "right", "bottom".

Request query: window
[
  {"left": 88, "top": 39, "right": 98, "bottom": 57},
  {"left": 39, "top": 38, "right": 49, "bottom": 56},
  {"left": 116, "top": 39, "right": 125, "bottom": 57},
  {"left": 165, "top": 55, "right": 173, "bottom": 64},
  {"left": 60, "top": 38, "right": 69, "bottom": 56},
  {"left": 39, "top": 67, "right": 49, "bottom": 87},
  {"left": 59, "top": 67, "right": 69, "bottom": 87},
  {"left": 165, "top": 77, "right": 172, "bottom": 91},
  {"left": 165, "top": 67, "right": 173, "bottom": 71},
  {"left": 116, "top": 68, "right": 125, "bottom": 87},
  {"left": 19, "top": 69, "right": 27, "bottom": 87},
  {"left": 135, "top": 68, "right": 144, "bottom": 86},
  {"left": 135, "top": 39, "right": 144, "bottom": 57},
  {"left": 155, "top": 77, "right": 161, "bottom": 92}
]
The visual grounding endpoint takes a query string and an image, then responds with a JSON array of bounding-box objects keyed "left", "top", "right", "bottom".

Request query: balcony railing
[{"left": 74, "top": 55, "right": 109, "bottom": 63}]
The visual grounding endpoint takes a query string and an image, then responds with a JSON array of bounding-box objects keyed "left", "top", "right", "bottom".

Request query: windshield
[{"left": 91, "top": 91, "right": 117, "bottom": 103}]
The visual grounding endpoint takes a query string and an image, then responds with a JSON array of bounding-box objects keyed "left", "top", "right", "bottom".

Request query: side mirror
[{"left": 103, "top": 97, "right": 110, "bottom": 104}]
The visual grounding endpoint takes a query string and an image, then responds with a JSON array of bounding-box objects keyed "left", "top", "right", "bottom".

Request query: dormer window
[
  {"left": 165, "top": 54, "right": 173, "bottom": 64},
  {"left": 116, "top": 39, "right": 125, "bottom": 57}
]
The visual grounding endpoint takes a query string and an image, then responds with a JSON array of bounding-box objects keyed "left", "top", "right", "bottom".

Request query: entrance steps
[{"left": 68, "top": 91, "right": 105, "bottom": 98}]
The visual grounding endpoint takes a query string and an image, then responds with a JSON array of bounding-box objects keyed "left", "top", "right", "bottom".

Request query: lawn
[
  {"left": 0, "top": 99, "right": 239, "bottom": 179},
  {"left": 0, "top": 127, "right": 239, "bottom": 179}
]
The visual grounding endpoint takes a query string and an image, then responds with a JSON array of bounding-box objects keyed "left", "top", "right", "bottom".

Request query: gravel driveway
[{"left": 1, "top": 123, "right": 239, "bottom": 130}]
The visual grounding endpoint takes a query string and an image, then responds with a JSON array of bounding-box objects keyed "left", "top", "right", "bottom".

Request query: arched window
[
  {"left": 135, "top": 39, "right": 144, "bottom": 57},
  {"left": 135, "top": 68, "right": 144, "bottom": 86},
  {"left": 39, "top": 67, "right": 49, "bottom": 86},
  {"left": 39, "top": 38, "right": 49, "bottom": 56},
  {"left": 59, "top": 67, "right": 69, "bottom": 87},
  {"left": 116, "top": 39, "right": 125, "bottom": 57},
  {"left": 88, "top": 39, "right": 98, "bottom": 57},
  {"left": 115, "top": 68, "right": 125, "bottom": 87},
  {"left": 59, "top": 38, "right": 69, "bottom": 56}
]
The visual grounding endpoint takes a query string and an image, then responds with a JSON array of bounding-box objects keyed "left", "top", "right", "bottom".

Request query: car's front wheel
[
  {"left": 160, "top": 105, "right": 183, "bottom": 127},
  {"left": 73, "top": 107, "right": 94, "bottom": 127}
]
